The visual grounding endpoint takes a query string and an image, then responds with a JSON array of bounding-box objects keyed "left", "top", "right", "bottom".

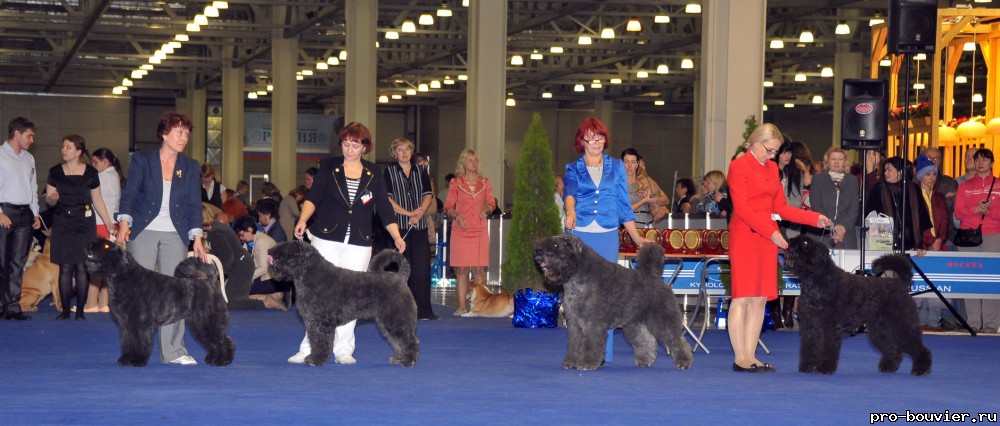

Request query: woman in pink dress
[{"left": 444, "top": 149, "right": 496, "bottom": 315}]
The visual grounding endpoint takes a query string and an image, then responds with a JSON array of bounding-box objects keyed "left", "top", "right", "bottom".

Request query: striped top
[
  {"left": 384, "top": 163, "right": 432, "bottom": 231},
  {"left": 343, "top": 177, "right": 359, "bottom": 242}
]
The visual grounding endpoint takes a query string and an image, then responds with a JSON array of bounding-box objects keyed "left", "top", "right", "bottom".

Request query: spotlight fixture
[
  {"left": 386, "top": 31, "right": 399, "bottom": 40},
  {"left": 194, "top": 15, "right": 208, "bottom": 26},
  {"left": 112, "top": 86, "right": 125, "bottom": 95},
  {"left": 974, "top": 93, "right": 984, "bottom": 102},
  {"left": 626, "top": 18, "right": 641, "bottom": 32},
  {"left": 437, "top": 1, "right": 452, "bottom": 17},
  {"left": 406, "top": 88, "right": 417, "bottom": 95},
  {"left": 913, "top": 83, "right": 926, "bottom": 90},
  {"left": 578, "top": 35, "right": 592, "bottom": 45},
  {"left": 256, "top": 90, "right": 267, "bottom": 96},
  {"left": 327, "top": 57, "right": 340, "bottom": 65},
  {"left": 879, "top": 58, "right": 891, "bottom": 67},
  {"left": 401, "top": 20, "right": 416, "bottom": 33},
  {"left": 131, "top": 70, "right": 144, "bottom": 79},
  {"left": 794, "top": 73, "right": 807, "bottom": 82},
  {"left": 964, "top": 42, "right": 976, "bottom": 51},
  {"left": 681, "top": 58, "right": 694, "bottom": 69},
  {"left": 247, "top": 92, "right": 257, "bottom": 99},
  {"left": 542, "top": 92, "right": 553, "bottom": 99},
  {"left": 835, "top": 23, "right": 850, "bottom": 35},
  {"left": 610, "top": 78, "right": 622, "bottom": 84},
  {"left": 213, "top": 2, "right": 229, "bottom": 10},
  {"left": 339, "top": 50, "right": 347, "bottom": 60},
  {"left": 301, "top": 69, "right": 313, "bottom": 76},
  {"left": 820, "top": 67, "right": 833, "bottom": 77},
  {"left": 444, "top": 77, "right": 455, "bottom": 84},
  {"left": 784, "top": 103, "right": 794, "bottom": 108},
  {"left": 510, "top": 55, "right": 524, "bottom": 65},
  {"left": 379, "top": 95, "right": 389, "bottom": 103},
  {"left": 419, "top": 14, "right": 434, "bottom": 25},
  {"left": 418, "top": 83, "right": 429, "bottom": 92},
  {"left": 770, "top": 39, "right": 784, "bottom": 49},
  {"left": 591, "top": 80, "right": 603, "bottom": 88},
  {"left": 204, "top": 5, "right": 219, "bottom": 18},
  {"left": 654, "top": 15, "right": 670, "bottom": 24},
  {"left": 956, "top": 75, "right": 968, "bottom": 83},
  {"left": 762, "top": 105, "right": 768, "bottom": 111},
  {"left": 506, "top": 98, "right": 516, "bottom": 107},
  {"left": 654, "top": 100, "right": 665, "bottom": 106},
  {"left": 550, "top": 46, "right": 564, "bottom": 54},
  {"left": 636, "top": 70, "right": 649, "bottom": 78},
  {"left": 869, "top": 14, "right": 885, "bottom": 26},
  {"left": 186, "top": 23, "right": 200, "bottom": 32},
  {"left": 601, "top": 28, "right": 614, "bottom": 39},
  {"left": 656, "top": 64, "right": 669, "bottom": 74},
  {"left": 175, "top": 34, "right": 189, "bottom": 42},
  {"left": 295, "top": 74, "right": 303, "bottom": 81},
  {"left": 799, "top": 31, "right": 814, "bottom": 43},
  {"left": 316, "top": 62, "right": 328, "bottom": 70},
  {"left": 458, "top": 74, "right": 468, "bottom": 80},
  {"left": 430, "top": 80, "right": 442, "bottom": 89},
  {"left": 914, "top": 53, "right": 927, "bottom": 61},
  {"left": 812, "top": 95, "right": 823, "bottom": 104},
  {"left": 140, "top": 64, "right": 154, "bottom": 71},
  {"left": 574, "top": 84, "right": 585, "bottom": 92},
  {"left": 763, "top": 81, "right": 774, "bottom": 87},
  {"left": 530, "top": 50, "right": 543, "bottom": 60},
  {"left": 267, "top": 84, "right": 273, "bottom": 91},
  {"left": 391, "top": 94, "right": 403, "bottom": 100}
]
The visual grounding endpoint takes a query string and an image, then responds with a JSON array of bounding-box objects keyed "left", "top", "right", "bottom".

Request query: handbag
[
  {"left": 865, "top": 211, "right": 893, "bottom": 251},
  {"left": 954, "top": 177, "right": 995, "bottom": 247}
]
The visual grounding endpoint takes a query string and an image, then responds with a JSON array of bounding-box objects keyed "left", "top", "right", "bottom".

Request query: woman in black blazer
[{"left": 287, "top": 122, "right": 406, "bottom": 365}]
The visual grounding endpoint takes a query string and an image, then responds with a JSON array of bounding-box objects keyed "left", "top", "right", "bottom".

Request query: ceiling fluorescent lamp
[
  {"left": 327, "top": 57, "right": 340, "bottom": 65},
  {"left": 656, "top": 64, "right": 669, "bottom": 74},
  {"left": 835, "top": 23, "right": 850, "bottom": 35},
  {"left": 550, "top": 46, "right": 564, "bottom": 54},
  {"left": 316, "top": 62, "right": 328, "bottom": 70},
  {"left": 301, "top": 69, "right": 313, "bottom": 76},
  {"left": 386, "top": 31, "right": 399, "bottom": 40},
  {"left": 574, "top": 84, "right": 585, "bottom": 92},
  {"left": 458, "top": 74, "right": 468, "bottom": 80},
  {"left": 247, "top": 92, "right": 257, "bottom": 99},
  {"left": 406, "top": 88, "right": 417, "bottom": 95},
  {"left": 820, "top": 67, "right": 833, "bottom": 77},
  {"left": 437, "top": 2, "right": 452, "bottom": 17},
  {"left": 578, "top": 35, "right": 592, "bottom": 45},
  {"left": 505, "top": 98, "right": 516, "bottom": 107},
  {"left": 600, "top": 28, "right": 615, "bottom": 39},
  {"left": 175, "top": 34, "right": 189, "bottom": 42},
  {"left": 956, "top": 75, "right": 968, "bottom": 83},
  {"left": 685, "top": 3, "right": 702, "bottom": 14},
  {"left": 626, "top": 18, "right": 641, "bottom": 32},
  {"left": 784, "top": 103, "right": 794, "bottom": 108},
  {"left": 794, "top": 73, "right": 807, "bottom": 81},
  {"left": 610, "top": 78, "right": 622, "bottom": 84},
  {"left": 379, "top": 95, "right": 389, "bottom": 103},
  {"left": 204, "top": 6, "right": 219, "bottom": 18},
  {"left": 401, "top": 21, "right": 416, "bottom": 33},
  {"left": 913, "top": 83, "right": 925, "bottom": 90},
  {"left": 186, "top": 23, "right": 200, "bottom": 32},
  {"left": 654, "top": 15, "right": 670, "bottom": 24},
  {"left": 542, "top": 92, "right": 553, "bottom": 98},
  {"left": 212, "top": 2, "right": 228, "bottom": 10},
  {"left": 681, "top": 58, "right": 694, "bottom": 69},
  {"left": 879, "top": 58, "right": 891, "bottom": 66},
  {"left": 964, "top": 42, "right": 976, "bottom": 51},
  {"left": 418, "top": 83, "right": 429, "bottom": 92},
  {"left": 654, "top": 100, "right": 665, "bottom": 106},
  {"left": 510, "top": 55, "right": 524, "bottom": 65},
  {"left": 391, "top": 94, "right": 402, "bottom": 99},
  {"left": 194, "top": 15, "right": 208, "bottom": 26},
  {"left": 530, "top": 51, "right": 543, "bottom": 60},
  {"left": 812, "top": 95, "right": 823, "bottom": 104},
  {"left": 430, "top": 80, "right": 442, "bottom": 89},
  {"left": 799, "top": 31, "right": 814, "bottom": 43},
  {"left": 636, "top": 70, "right": 649, "bottom": 78},
  {"left": 763, "top": 80, "right": 774, "bottom": 87},
  {"left": 770, "top": 39, "right": 784, "bottom": 49},
  {"left": 419, "top": 14, "right": 434, "bottom": 25}
]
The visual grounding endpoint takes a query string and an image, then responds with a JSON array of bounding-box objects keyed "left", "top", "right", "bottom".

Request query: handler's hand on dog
[
  {"left": 771, "top": 231, "right": 788, "bottom": 249},
  {"left": 394, "top": 237, "right": 406, "bottom": 253},
  {"left": 294, "top": 222, "right": 307, "bottom": 240},
  {"left": 117, "top": 222, "right": 131, "bottom": 245}
]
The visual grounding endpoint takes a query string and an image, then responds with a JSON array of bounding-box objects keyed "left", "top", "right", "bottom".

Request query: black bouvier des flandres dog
[
  {"left": 783, "top": 236, "right": 931, "bottom": 375},
  {"left": 534, "top": 234, "right": 693, "bottom": 371},
  {"left": 84, "top": 240, "right": 235, "bottom": 367},
  {"left": 267, "top": 241, "right": 419, "bottom": 367}
]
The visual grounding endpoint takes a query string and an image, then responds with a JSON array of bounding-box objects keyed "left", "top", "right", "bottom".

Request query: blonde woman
[
  {"left": 444, "top": 149, "right": 496, "bottom": 316},
  {"left": 689, "top": 170, "right": 728, "bottom": 216}
]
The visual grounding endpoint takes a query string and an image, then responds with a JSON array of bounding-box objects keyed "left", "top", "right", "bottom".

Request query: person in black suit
[
  {"left": 254, "top": 198, "right": 286, "bottom": 243},
  {"left": 287, "top": 122, "right": 406, "bottom": 365}
]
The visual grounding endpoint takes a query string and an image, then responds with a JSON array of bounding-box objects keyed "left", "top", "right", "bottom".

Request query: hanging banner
[{"left": 244, "top": 112, "right": 339, "bottom": 154}]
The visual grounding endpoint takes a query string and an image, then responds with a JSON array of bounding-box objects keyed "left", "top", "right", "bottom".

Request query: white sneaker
[
  {"left": 287, "top": 352, "right": 308, "bottom": 364},
  {"left": 335, "top": 355, "right": 356, "bottom": 365},
  {"left": 169, "top": 355, "right": 197, "bottom": 366}
]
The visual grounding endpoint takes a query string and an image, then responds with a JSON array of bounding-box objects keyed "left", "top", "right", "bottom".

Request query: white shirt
[
  {"left": 0, "top": 141, "right": 40, "bottom": 216},
  {"left": 96, "top": 167, "right": 120, "bottom": 225}
]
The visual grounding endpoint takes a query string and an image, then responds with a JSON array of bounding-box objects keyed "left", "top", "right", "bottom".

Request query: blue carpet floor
[{"left": 1, "top": 304, "right": 998, "bottom": 425}]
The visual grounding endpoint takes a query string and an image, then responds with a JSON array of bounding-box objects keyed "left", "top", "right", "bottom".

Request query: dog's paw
[
  {"left": 390, "top": 356, "right": 418, "bottom": 367},
  {"left": 305, "top": 354, "right": 329, "bottom": 367},
  {"left": 461, "top": 311, "right": 477, "bottom": 317},
  {"left": 117, "top": 355, "right": 148, "bottom": 367},
  {"left": 674, "top": 359, "right": 692, "bottom": 370},
  {"left": 561, "top": 360, "right": 579, "bottom": 370}
]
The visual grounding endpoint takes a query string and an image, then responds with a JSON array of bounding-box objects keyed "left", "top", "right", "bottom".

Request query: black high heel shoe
[
  {"left": 55, "top": 312, "right": 71, "bottom": 320},
  {"left": 732, "top": 363, "right": 761, "bottom": 373}
]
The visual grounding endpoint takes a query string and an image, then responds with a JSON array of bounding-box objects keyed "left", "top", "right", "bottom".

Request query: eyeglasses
[
  {"left": 583, "top": 135, "right": 606, "bottom": 144},
  {"left": 762, "top": 146, "right": 779, "bottom": 156}
]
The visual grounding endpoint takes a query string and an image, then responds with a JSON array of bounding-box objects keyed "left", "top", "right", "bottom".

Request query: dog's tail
[
  {"left": 636, "top": 242, "right": 665, "bottom": 278},
  {"left": 369, "top": 249, "right": 410, "bottom": 280},
  {"left": 870, "top": 253, "right": 914, "bottom": 284},
  {"left": 174, "top": 257, "right": 220, "bottom": 285}
]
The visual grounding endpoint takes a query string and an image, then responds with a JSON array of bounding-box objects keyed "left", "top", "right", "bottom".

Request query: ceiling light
[
  {"left": 406, "top": 88, "right": 417, "bottom": 95},
  {"left": 795, "top": 73, "right": 807, "bottom": 82},
  {"left": 654, "top": 100, "right": 665, "bottom": 106},
  {"left": 175, "top": 34, "right": 189, "bottom": 42},
  {"left": 301, "top": 69, "right": 313, "bottom": 76},
  {"left": 161, "top": 44, "right": 174, "bottom": 54},
  {"left": 339, "top": 50, "right": 347, "bottom": 60},
  {"left": 685, "top": 3, "right": 702, "bottom": 14},
  {"left": 204, "top": 5, "right": 219, "bottom": 18},
  {"left": 256, "top": 90, "right": 267, "bottom": 96},
  {"left": 574, "top": 84, "right": 585, "bottom": 92},
  {"left": 444, "top": 77, "right": 455, "bottom": 84},
  {"left": 186, "top": 23, "right": 200, "bottom": 32},
  {"left": 770, "top": 39, "right": 784, "bottom": 49},
  {"left": 458, "top": 74, "right": 468, "bottom": 80},
  {"left": 391, "top": 94, "right": 403, "bottom": 99},
  {"left": 654, "top": 15, "right": 670, "bottom": 24},
  {"left": 295, "top": 75, "right": 303, "bottom": 80},
  {"left": 974, "top": 93, "right": 984, "bottom": 102},
  {"left": 316, "top": 62, "right": 328, "bottom": 70},
  {"left": 418, "top": 83, "right": 429, "bottom": 92},
  {"left": 913, "top": 82, "right": 926, "bottom": 90},
  {"left": 327, "top": 57, "right": 340, "bottom": 65},
  {"left": 762, "top": 104, "right": 768, "bottom": 111},
  {"left": 835, "top": 23, "right": 850, "bottom": 35},
  {"left": 636, "top": 70, "right": 649, "bottom": 78},
  {"left": 763, "top": 80, "right": 774, "bottom": 87},
  {"left": 812, "top": 95, "right": 823, "bottom": 104},
  {"left": 600, "top": 28, "right": 615, "bottom": 39},
  {"left": 681, "top": 58, "right": 694, "bottom": 69},
  {"left": 430, "top": 80, "right": 442, "bottom": 89},
  {"left": 437, "top": 2, "right": 452, "bottom": 17},
  {"left": 247, "top": 92, "right": 258, "bottom": 99},
  {"left": 510, "top": 55, "right": 524, "bottom": 65},
  {"left": 656, "top": 64, "right": 669, "bottom": 74},
  {"left": 506, "top": 98, "right": 516, "bottom": 107},
  {"left": 578, "top": 35, "right": 592, "bottom": 45},
  {"left": 267, "top": 84, "right": 273, "bottom": 91},
  {"left": 820, "top": 67, "right": 833, "bottom": 77},
  {"left": 869, "top": 15, "right": 885, "bottom": 26},
  {"left": 550, "top": 46, "right": 564, "bottom": 54},
  {"left": 154, "top": 50, "right": 166, "bottom": 60},
  {"left": 530, "top": 51, "right": 543, "bottom": 60},
  {"left": 542, "top": 92, "right": 553, "bottom": 99},
  {"left": 168, "top": 41, "right": 182, "bottom": 49},
  {"left": 462, "top": 0, "right": 469, "bottom": 6},
  {"left": 194, "top": 15, "right": 208, "bottom": 26},
  {"left": 610, "top": 78, "right": 622, "bottom": 84},
  {"left": 148, "top": 56, "right": 161, "bottom": 64},
  {"left": 379, "top": 95, "right": 389, "bottom": 103},
  {"left": 401, "top": 20, "right": 416, "bottom": 33},
  {"left": 964, "top": 42, "right": 976, "bottom": 51},
  {"left": 799, "top": 31, "right": 814, "bottom": 43},
  {"left": 122, "top": 78, "right": 132, "bottom": 87},
  {"left": 112, "top": 86, "right": 125, "bottom": 95},
  {"left": 974, "top": 0, "right": 992, "bottom": 3},
  {"left": 879, "top": 58, "right": 891, "bottom": 67},
  {"left": 626, "top": 18, "right": 641, "bottom": 32},
  {"left": 131, "top": 70, "right": 144, "bottom": 79},
  {"left": 914, "top": 53, "right": 927, "bottom": 61},
  {"left": 386, "top": 31, "right": 399, "bottom": 40},
  {"left": 591, "top": 80, "right": 603, "bottom": 88},
  {"left": 140, "top": 64, "right": 153, "bottom": 71},
  {"left": 419, "top": 14, "right": 434, "bottom": 25},
  {"left": 213, "top": 2, "right": 229, "bottom": 10},
  {"left": 956, "top": 75, "right": 968, "bottom": 83},
  {"left": 784, "top": 103, "right": 794, "bottom": 108}
]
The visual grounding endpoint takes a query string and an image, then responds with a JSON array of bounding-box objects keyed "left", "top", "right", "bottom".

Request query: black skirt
[{"left": 50, "top": 204, "right": 97, "bottom": 265}]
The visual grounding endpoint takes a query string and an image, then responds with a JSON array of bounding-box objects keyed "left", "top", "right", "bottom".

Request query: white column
[
  {"left": 221, "top": 53, "right": 245, "bottom": 188},
  {"left": 346, "top": 0, "right": 378, "bottom": 156},
  {"left": 697, "top": 0, "right": 766, "bottom": 174},
  {"left": 271, "top": 5, "right": 298, "bottom": 195},
  {"left": 178, "top": 78, "right": 207, "bottom": 164},
  {"left": 466, "top": 0, "right": 507, "bottom": 205}
]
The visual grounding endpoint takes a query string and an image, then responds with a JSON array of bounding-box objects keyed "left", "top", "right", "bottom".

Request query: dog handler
[
  {"left": 116, "top": 111, "right": 207, "bottom": 366},
  {"left": 0, "top": 117, "right": 42, "bottom": 321},
  {"left": 288, "top": 122, "right": 406, "bottom": 365},
  {"left": 726, "top": 123, "right": 830, "bottom": 373}
]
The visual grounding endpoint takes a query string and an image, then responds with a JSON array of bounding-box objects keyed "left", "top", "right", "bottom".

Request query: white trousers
[{"left": 297, "top": 233, "right": 372, "bottom": 359}]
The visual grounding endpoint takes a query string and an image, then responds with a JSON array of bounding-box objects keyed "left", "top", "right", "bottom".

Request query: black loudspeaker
[
  {"left": 842, "top": 79, "right": 888, "bottom": 150},
  {"left": 888, "top": 0, "right": 937, "bottom": 54}
]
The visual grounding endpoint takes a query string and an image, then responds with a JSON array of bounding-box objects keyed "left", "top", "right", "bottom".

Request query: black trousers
[
  {"left": 0, "top": 204, "right": 34, "bottom": 315},
  {"left": 403, "top": 228, "right": 434, "bottom": 317}
]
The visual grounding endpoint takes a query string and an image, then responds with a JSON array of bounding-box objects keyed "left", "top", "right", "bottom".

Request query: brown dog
[
  {"left": 20, "top": 240, "right": 62, "bottom": 312},
  {"left": 462, "top": 281, "right": 514, "bottom": 318}
]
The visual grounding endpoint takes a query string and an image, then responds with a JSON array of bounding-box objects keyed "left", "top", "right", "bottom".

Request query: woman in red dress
[{"left": 727, "top": 123, "right": 830, "bottom": 373}]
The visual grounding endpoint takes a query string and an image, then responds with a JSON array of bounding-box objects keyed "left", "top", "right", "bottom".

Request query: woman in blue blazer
[
  {"left": 116, "top": 111, "right": 206, "bottom": 366},
  {"left": 563, "top": 117, "right": 649, "bottom": 262}
]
